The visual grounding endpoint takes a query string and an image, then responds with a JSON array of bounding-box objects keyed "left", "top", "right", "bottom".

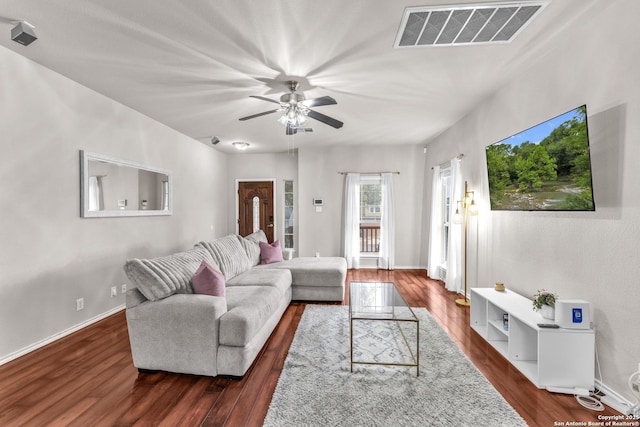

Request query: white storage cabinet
[{"left": 470, "top": 288, "right": 594, "bottom": 390}]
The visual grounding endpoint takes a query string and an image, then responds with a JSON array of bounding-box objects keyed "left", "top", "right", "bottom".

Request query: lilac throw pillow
[
  {"left": 192, "top": 261, "right": 226, "bottom": 297},
  {"left": 260, "top": 240, "right": 284, "bottom": 264}
]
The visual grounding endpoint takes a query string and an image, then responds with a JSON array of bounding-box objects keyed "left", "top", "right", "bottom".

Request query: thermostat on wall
[{"left": 313, "top": 198, "right": 323, "bottom": 206}]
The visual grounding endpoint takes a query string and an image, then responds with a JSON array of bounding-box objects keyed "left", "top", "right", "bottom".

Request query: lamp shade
[
  {"left": 452, "top": 210, "right": 463, "bottom": 224},
  {"left": 468, "top": 200, "right": 479, "bottom": 215}
]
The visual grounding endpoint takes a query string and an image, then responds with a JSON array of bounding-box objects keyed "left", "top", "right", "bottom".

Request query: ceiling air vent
[{"left": 394, "top": 1, "right": 547, "bottom": 47}]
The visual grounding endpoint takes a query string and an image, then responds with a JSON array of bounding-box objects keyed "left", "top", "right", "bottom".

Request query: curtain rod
[
  {"left": 338, "top": 171, "right": 400, "bottom": 175},
  {"left": 431, "top": 153, "right": 464, "bottom": 170}
]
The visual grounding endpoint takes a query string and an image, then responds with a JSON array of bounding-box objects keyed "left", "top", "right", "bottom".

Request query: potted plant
[{"left": 533, "top": 289, "right": 557, "bottom": 320}]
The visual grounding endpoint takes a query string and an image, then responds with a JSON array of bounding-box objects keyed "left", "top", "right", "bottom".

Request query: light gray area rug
[{"left": 264, "top": 305, "right": 527, "bottom": 427}]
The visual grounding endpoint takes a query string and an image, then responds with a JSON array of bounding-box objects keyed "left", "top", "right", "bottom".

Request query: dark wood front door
[{"left": 238, "top": 181, "right": 274, "bottom": 242}]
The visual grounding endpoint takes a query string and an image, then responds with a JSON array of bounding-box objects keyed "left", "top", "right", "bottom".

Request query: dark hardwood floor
[{"left": 0, "top": 269, "right": 617, "bottom": 426}]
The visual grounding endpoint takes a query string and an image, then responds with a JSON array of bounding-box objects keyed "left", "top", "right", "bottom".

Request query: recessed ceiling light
[{"left": 232, "top": 142, "right": 250, "bottom": 151}]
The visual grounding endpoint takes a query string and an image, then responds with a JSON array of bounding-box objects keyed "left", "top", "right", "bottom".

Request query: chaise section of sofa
[{"left": 254, "top": 257, "right": 347, "bottom": 301}]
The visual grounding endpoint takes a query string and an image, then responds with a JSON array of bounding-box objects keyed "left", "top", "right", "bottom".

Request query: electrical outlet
[
  {"left": 76, "top": 298, "right": 84, "bottom": 311},
  {"left": 110, "top": 286, "right": 117, "bottom": 297},
  {"left": 121, "top": 284, "right": 127, "bottom": 294}
]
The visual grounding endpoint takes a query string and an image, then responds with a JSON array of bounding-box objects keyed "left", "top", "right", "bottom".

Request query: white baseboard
[
  {"left": 595, "top": 378, "right": 636, "bottom": 414},
  {"left": 353, "top": 265, "right": 426, "bottom": 270},
  {"left": 0, "top": 305, "right": 125, "bottom": 366}
]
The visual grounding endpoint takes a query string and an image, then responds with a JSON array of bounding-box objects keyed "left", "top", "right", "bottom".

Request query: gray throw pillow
[
  {"left": 123, "top": 245, "right": 214, "bottom": 302},
  {"left": 198, "top": 234, "right": 252, "bottom": 280},
  {"left": 240, "top": 230, "right": 268, "bottom": 266}
]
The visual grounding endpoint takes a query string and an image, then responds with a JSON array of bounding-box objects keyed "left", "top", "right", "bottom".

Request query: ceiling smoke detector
[{"left": 394, "top": 1, "right": 547, "bottom": 48}]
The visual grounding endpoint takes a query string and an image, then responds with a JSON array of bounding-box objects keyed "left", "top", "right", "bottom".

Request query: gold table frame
[{"left": 349, "top": 281, "right": 419, "bottom": 376}]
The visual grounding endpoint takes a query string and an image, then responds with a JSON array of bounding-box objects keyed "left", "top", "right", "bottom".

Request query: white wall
[
  {"left": 0, "top": 46, "right": 229, "bottom": 362},
  {"left": 423, "top": 0, "right": 640, "bottom": 403},
  {"left": 297, "top": 144, "right": 426, "bottom": 267}
]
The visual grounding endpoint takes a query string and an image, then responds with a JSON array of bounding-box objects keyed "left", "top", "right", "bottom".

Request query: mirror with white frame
[{"left": 80, "top": 150, "right": 172, "bottom": 218}]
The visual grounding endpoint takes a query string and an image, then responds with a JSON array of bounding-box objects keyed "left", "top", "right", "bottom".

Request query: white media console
[{"left": 470, "top": 288, "right": 594, "bottom": 390}]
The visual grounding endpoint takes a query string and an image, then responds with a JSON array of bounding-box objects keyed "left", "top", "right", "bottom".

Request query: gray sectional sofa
[{"left": 123, "top": 230, "right": 347, "bottom": 377}]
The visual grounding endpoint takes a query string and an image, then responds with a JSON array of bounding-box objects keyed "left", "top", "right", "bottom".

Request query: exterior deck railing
[{"left": 360, "top": 223, "right": 380, "bottom": 253}]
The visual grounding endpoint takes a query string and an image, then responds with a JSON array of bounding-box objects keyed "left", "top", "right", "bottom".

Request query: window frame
[
  {"left": 440, "top": 166, "right": 452, "bottom": 266},
  {"left": 283, "top": 179, "right": 295, "bottom": 250},
  {"left": 359, "top": 175, "right": 382, "bottom": 257}
]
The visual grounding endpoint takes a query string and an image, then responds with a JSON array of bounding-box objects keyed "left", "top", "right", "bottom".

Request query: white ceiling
[{"left": 0, "top": 0, "right": 596, "bottom": 154}]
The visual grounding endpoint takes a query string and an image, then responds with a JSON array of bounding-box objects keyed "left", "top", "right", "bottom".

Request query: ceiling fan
[{"left": 239, "top": 81, "right": 343, "bottom": 135}]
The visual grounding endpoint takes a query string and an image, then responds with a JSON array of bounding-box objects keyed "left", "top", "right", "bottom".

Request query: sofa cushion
[
  {"left": 123, "top": 246, "right": 214, "bottom": 302},
  {"left": 192, "top": 261, "right": 226, "bottom": 297},
  {"left": 219, "top": 285, "right": 284, "bottom": 347},
  {"left": 254, "top": 257, "right": 347, "bottom": 288},
  {"left": 239, "top": 230, "right": 268, "bottom": 266},
  {"left": 198, "top": 235, "right": 252, "bottom": 280},
  {"left": 260, "top": 240, "right": 284, "bottom": 264},
  {"left": 226, "top": 268, "right": 291, "bottom": 296}
]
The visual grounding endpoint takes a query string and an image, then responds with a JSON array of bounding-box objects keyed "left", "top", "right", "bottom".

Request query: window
[
  {"left": 283, "top": 180, "right": 294, "bottom": 249},
  {"left": 360, "top": 176, "right": 381, "bottom": 254},
  {"left": 344, "top": 172, "right": 395, "bottom": 269},
  {"left": 440, "top": 167, "right": 451, "bottom": 264}
]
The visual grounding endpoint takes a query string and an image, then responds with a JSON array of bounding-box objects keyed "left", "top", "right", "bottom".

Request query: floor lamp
[{"left": 452, "top": 181, "right": 478, "bottom": 307}]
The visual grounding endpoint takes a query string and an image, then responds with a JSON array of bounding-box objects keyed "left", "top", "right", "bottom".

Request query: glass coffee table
[{"left": 349, "top": 281, "right": 419, "bottom": 375}]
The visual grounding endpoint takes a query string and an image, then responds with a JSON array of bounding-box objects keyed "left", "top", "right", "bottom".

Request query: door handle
[{"left": 267, "top": 224, "right": 274, "bottom": 228}]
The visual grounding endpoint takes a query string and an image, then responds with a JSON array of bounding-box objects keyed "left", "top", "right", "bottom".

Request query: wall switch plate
[
  {"left": 76, "top": 298, "right": 84, "bottom": 311},
  {"left": 121, "top": 284, "right": 127, "bottom": 294},
  {"left": 111, "top": 286, "right": 117, "bottom": 297}
]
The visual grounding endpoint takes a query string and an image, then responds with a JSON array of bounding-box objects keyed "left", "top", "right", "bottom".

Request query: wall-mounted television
[{"left": 485, "top": 105, "right": 595, "bottom": 211}]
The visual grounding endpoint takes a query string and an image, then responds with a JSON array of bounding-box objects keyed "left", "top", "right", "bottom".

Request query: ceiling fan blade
[
  {"left": 250, "top": 95, "right": 281, "bottom": 104},
  {"left": 239, "top": 109, "right": 280, "bottom": 121},
  {"left": 307, "top": 109, "right": 344, "bottom": 129},
  {"left": 300, "top": 96, "right": 337, "bottom": 108}
]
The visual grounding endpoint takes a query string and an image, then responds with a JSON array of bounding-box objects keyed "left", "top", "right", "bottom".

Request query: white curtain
[
  {"left": 378, "top": 173, "right": 395, "bottom": 270},
  {"left": 427, "top": 165, "right": 443, "bottom": 279},
  {"left": 162, "top": 180, "right": 169, "bottom": 211},
  {"left": 445, "top": 158, "right": 463, "bottom": 293},
  {"left": 343, "top": 173, "right": 361, "bottom": 269}
]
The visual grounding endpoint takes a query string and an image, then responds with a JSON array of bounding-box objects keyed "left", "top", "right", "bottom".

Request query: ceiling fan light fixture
[
  {"left": 278, "top": 104, "right": 308, "bottom": 128},
  {"left": 239, "top": 80, "right": 343, "bottom": 135},
  {"left": 232, "top": 141, "right": 250, "bottom": 151}
]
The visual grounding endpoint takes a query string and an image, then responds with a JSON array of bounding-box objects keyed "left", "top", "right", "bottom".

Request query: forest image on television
[{"left": 486, "top": 105, "right": 595, "bottom": 211}]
